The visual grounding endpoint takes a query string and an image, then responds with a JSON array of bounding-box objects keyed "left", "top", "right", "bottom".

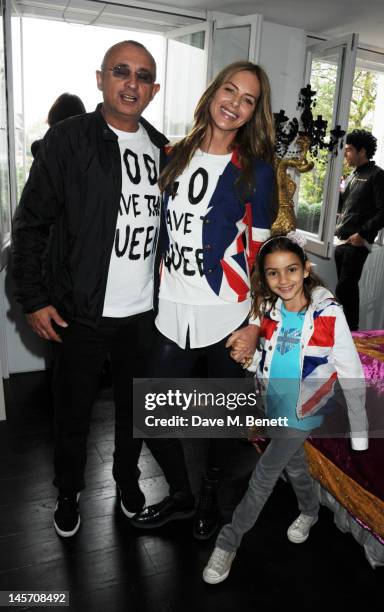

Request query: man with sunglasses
[{"left": 12, "top": 40, "right": 194, "bottom": 537}]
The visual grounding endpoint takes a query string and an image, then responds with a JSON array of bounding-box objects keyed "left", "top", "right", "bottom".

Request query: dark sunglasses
[{"left": 104, "top": 64, "right": 155, "bottom": 84}]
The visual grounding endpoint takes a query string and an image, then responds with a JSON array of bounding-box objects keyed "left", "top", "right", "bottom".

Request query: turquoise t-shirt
[{"left": 266, "top": 304, "right": 323, "bottom": 431}]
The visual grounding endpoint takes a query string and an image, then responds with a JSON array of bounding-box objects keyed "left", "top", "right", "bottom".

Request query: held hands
[
  {"left": 345, "top": 233, "right": 366, "bottom": 247},
  {"left": 226, "top": 324, "right": 260, "bottom": 368},
  {"left": 26, "top": 306, "right": 68, "bottom": 343}
]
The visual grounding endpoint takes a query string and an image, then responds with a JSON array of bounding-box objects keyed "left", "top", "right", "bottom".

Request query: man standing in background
[{"left": 335, "top": 129, "right": 384, "bottom": 330}]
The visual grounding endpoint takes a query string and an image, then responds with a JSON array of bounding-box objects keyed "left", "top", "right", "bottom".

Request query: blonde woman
[{"left": 133, "top": 61, "right": 277, "bottom": 538}]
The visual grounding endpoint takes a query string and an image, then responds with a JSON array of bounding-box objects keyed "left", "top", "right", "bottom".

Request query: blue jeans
[{"left": 216, "top": 429, "right": 319, "bottom": 551}]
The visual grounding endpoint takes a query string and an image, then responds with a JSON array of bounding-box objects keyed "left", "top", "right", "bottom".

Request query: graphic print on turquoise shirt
[{"left": 267, "top": 304, "right": 323, "bottom": 431}]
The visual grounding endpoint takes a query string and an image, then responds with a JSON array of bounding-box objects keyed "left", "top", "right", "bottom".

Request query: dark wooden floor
[{"left": 0, "top": 372, "right": 382, "bottom": 612}]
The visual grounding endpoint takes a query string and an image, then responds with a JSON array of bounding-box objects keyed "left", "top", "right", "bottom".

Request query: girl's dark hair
[
  {"left": 47, "top": 93, "right": 86, "bottom": 127},
  {"left": 251, "top": 235, "right": 324, "bottom": 318},
  {"left": 158, "top": 61, "right": 275, "bottom": 199}
]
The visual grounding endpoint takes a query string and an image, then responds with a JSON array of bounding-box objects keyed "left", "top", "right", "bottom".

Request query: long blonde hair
[{"left": 159, "top": 61, "right": 275, "bottom": 198}]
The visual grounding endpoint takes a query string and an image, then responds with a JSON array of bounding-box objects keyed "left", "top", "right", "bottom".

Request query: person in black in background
[
  {"left": 334, "top": 129, "right": 384, "bottom": 330},
  {"left": 31, "top": 92, "right": 86, "bottom": 158}
]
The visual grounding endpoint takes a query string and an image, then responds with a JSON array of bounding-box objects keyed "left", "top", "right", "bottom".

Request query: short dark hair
[
  {"left": 346, "top": 129, "right": 377, "bottom": 159},
  {"left": 47, "top": 93, "right": 86, "bottom": 127}
]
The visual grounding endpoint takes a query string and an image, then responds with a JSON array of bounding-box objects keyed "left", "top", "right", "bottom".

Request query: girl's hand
[{"left": 226, "top": 324, "right": 260, "bottom": 364}]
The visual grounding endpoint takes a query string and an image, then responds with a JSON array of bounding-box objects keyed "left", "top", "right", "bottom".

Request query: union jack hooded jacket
[{"left": 249, "top": 286, "right": 368, "bottom": 450}]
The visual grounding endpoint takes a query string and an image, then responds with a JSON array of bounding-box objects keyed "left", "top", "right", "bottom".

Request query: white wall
[
  {"left": 260, "top": 21, "right": 306, "bottom": 116},
  {"left": 1, "top": 262, "right": 48, "bottom": 377}
]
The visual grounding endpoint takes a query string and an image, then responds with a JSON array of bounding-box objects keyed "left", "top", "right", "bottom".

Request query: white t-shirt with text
[
  {"left": 157, "top": 149, "right": 250, "bottom": 348},
  {"left": 103, "top": 124, "right": 160, "bottom": 317}
]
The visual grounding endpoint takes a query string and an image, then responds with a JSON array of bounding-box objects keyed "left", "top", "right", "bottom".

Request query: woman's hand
[{"left": 226, "top": 324, "right": 260, "bottom": 365}]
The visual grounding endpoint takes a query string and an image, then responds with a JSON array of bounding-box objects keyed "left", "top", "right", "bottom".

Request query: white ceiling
[{"left": 161, "top": 0, "right": 384, "bottom": 50}]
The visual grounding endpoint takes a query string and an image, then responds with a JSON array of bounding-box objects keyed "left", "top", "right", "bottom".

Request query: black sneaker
[
  {"left": 118, "top": 486, "right": 145, "bottom": 519},
  {"left": 54, "top": 493, "right": 81, "bottom": 537}
]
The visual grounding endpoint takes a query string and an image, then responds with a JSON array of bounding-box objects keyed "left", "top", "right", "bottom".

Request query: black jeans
[
  {"left": 147, "top": 328, "right": 246, "bottom": 479},
  {"left": 52, "top": 310, "right": 153, "bottom": 503},
  {"left": 335, "top": 243, "right": 369, "bottom": 331}
]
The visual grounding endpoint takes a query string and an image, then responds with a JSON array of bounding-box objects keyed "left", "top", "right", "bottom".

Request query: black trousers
[
  {"left": 335, "top": 243, "right": 369, "bottom": 331},
  {"left": 52, "top": 310, "right": 153, "bottom": 504},
  {"left": 147, "top": 328, "right": 246, "bottom": 479},
  {"left": 52, "top": 310, "right": 193, "bottom": 503}
]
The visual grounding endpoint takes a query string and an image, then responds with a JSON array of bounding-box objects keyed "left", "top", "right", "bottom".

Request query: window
[
  {"left": 296, "top": 53, "right": 339, "bottom": 236},
  {"left": 296, "top": 34, "right": 358, "bottom": 258},
  {"left": 164, "top": 23, "right": 211, "bottom": 140},
  {"left": 11, "top": 14, "right": 24, "bottom": 203}
]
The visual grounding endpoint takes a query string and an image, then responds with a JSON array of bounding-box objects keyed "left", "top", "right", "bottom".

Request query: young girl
[{"left": 203, "top": 231, "right": 368, "bottom": 584}]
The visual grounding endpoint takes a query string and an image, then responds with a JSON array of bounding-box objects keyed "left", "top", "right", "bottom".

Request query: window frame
[
  {"left": 298, "top": 33, "right": 358, "bottom": 258},
  {"left": 0, "top": 0, "right": 12, "bottom": 266}
]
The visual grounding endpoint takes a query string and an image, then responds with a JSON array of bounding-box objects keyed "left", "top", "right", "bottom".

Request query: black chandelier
[{"left": 274, "top": 84, "right": 345, "bottom": 160}]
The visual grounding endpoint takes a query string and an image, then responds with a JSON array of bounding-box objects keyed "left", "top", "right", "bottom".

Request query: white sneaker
[
  {"left": 203, "top": 547, "right": 236, "bottom": 584},
  {"left": 287, "top": 513, "right": 318, "bottom": 543}
]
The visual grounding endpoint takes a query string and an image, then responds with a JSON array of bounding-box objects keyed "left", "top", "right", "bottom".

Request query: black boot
[{"left": 193, "top": 476, "right": 220, "bottom": 540}]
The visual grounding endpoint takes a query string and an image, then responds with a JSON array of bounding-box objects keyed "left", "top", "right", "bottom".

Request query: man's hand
[
  {"left": 226, "top": 324, "right": 260, "bottom": 364},
  {"left": 26, "top": 306, "right": 68, "bottom": 343},
  {"left": 345, "top": 233, "right": 366, "bottom": 247}
]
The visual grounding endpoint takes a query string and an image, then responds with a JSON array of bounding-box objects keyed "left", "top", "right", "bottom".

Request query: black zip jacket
[
  {"left": 335, "top": 161, "right": 384, "bottom": 243},
  {"left": 12, "top": 104, "right": 168, "bottom": 326}
]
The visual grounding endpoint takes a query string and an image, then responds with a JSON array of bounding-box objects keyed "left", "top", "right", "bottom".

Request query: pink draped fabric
[
  {"left": 352, "top": 330, "right": 384, "bottom": 393},
  {"left": 310, "top": 330, "right": 384, "bottom": 503}
]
